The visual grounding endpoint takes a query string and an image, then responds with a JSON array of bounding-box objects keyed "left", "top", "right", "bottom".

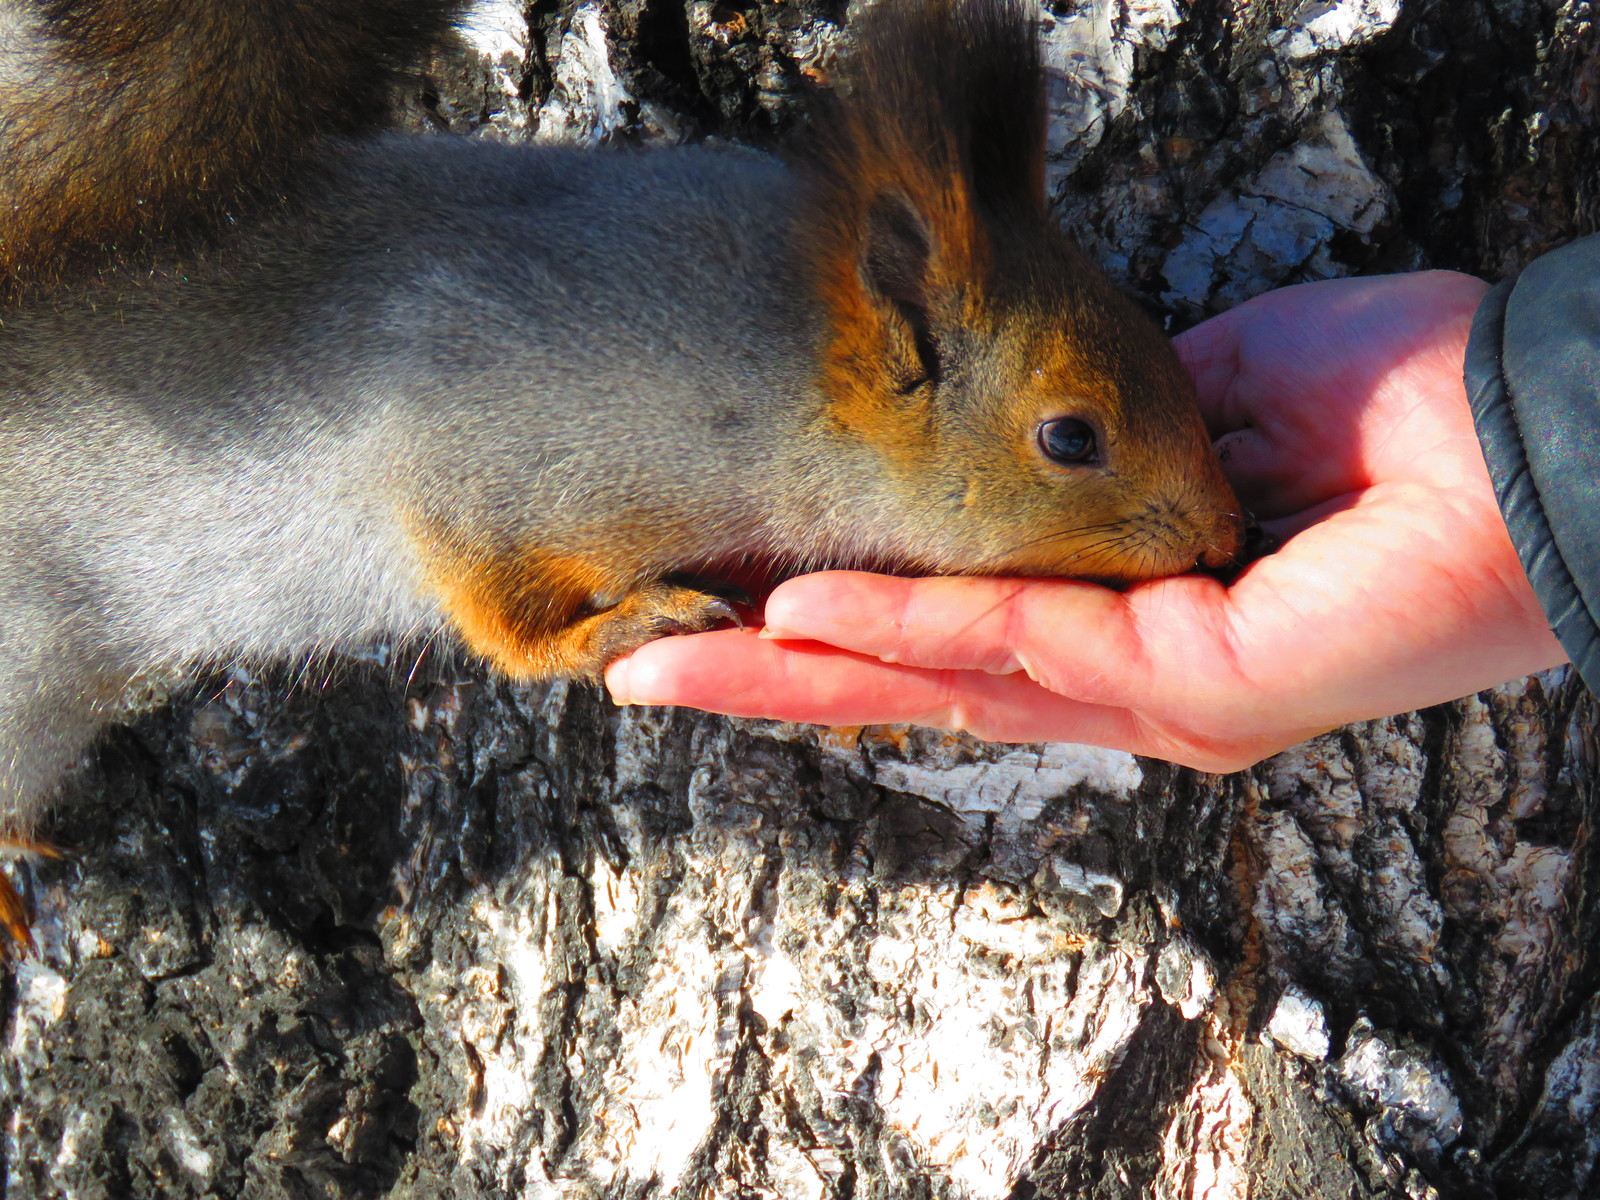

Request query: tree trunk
[{"left": 6, "top": 2, "right": 1600, "bottom": 1197}]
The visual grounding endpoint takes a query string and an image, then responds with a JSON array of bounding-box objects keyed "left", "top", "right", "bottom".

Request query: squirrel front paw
[
  {"left": 577, "top": 582, "right": 746, "bottom": 677},
  {"left": 428, "top": 548, "right": 749, "bottom": 682}
]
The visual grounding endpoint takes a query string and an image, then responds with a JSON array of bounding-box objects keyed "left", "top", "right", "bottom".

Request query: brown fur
[
  {"left": 0, "top": 0, "right": 463, "bottom": 296},
  {"left": 414, "top": 0, "right": 1243, "bottom": 661}
]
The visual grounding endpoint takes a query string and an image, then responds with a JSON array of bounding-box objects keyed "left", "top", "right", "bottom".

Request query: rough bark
[{"left": 6, "top": 1, "right": 1600, "bottom": 1197}]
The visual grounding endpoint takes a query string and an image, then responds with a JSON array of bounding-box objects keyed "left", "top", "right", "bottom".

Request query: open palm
[{"left": 607, "top": 272, "right": 1567, "bottom": 770}]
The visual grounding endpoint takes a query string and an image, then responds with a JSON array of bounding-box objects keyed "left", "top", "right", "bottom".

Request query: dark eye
[{"left": 1037, "top": 417, "right": 1099, "bottom": 466}]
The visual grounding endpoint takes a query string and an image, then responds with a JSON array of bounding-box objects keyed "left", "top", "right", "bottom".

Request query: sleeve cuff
[{"left": 1467, "top": 237, "right": 1600, "bottom": 690}]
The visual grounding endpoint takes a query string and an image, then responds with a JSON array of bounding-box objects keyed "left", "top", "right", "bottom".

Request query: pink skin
[{"left": 606, "top": 272, "right": 1569, "bottom": 772}]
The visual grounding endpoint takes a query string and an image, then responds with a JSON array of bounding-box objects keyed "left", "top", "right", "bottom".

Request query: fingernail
[{"left": 604, "top": 661, "right": 634, "bottom": 705}]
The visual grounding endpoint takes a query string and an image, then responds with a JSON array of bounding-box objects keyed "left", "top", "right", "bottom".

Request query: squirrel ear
[
  {"left": 863, "top": 192, "right": 931, "bottom": 313},
  {"left": 862, "top": 191, "right": 942, "bottom": 387}
]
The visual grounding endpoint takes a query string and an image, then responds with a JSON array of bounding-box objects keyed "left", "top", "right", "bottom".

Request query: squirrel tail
[{"left": 0, "top": 0, "right": 464, "bottom": 294}]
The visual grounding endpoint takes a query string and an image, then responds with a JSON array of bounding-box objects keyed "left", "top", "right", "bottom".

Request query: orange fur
[
  {"left": 791, "top": 0, "right": 1242, "bottom": 584},
  {"left": 418, "top": 542, "right": 736, "bottom": 681},
  {"left": 810, "top": 171, "right": 992, "bottom": 453},
  {"left": 0, "top": 875, "right": 30, "bottom": 956},
  {"left": 424, "top": 545, "right": 619, "bottom": 673}
]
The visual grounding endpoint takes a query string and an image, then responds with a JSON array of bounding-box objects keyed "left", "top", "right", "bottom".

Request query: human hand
[{"left": 606, "top": 272, "right": 1568, "bottom": 771}]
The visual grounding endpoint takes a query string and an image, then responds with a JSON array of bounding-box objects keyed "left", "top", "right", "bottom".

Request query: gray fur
[{"left": 0, "top": 137, "right": 874, "bottom": 825}]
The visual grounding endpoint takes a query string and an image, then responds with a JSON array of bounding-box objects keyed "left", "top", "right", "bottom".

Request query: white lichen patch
[
  {"left": 863, "top": 913, "right": 1150, "bottom": 1198},
  {"left": 759, "top": 1139, "right": 831, "bottom": 1200},
  {"left": 869, "top": 742, "right": 1143, "bottom": 829},
  {"left": 1273, "top": 0, "right": 1405, "bottom": 61},
  {"left": 953, "top": 881, "right": 1062, "bottom": 958},
  {"left": 1493, "top": 843, "right": 1571, "bottom": 963},
  {"left": 1041, "top": 0, "right": 1185, "bottom": 168},
  {"left": 1156, "top": 937, "right": 1217, "bottom": 1021},
  {"left": 1160, "top": 192, "right": 1335, "bottom": 307},
  {"left": 1264, "top": 734, "right": 1445, "bottom": 982},
  {"left": 564, "top": 846, "right": 1161, "bottom": 1200},
  {"left": 1442, "top": 693, "right": 1506, "bottom": 815},
  {"left": 1268, "top": 736, "right": 1365, "bottom": 858},
  {"left": 458, "top": 0, "right": 529, "bottom": 64},
  {"left": 1253, "top": 808, "right": 1354, "bottom": 967},
  {"left": 1523, "top": 1004, "right": 1600, "bottom": 1177},
  {"left": 587, "top": 940, "right": 726, "bottom": 1189},
  {"left": 1248, "top": 113, "right": 1391, "bottom": 234},
  {"left": 1159, "top": 100, "right": 1390, "bottom": 309},
  {"left": 534, "top": 3, "right": 634, "bottom": 144},
  {"left": 1160, "top": 108, "right": 1391, "bottom": 306},
  {"left": 7, "top": 957, "right": 69, "bottom": 1073},
  {"left": 590, "top": 859, "right": 642, "bottom": 955},
  {"left": 162, "top": 1111, "right": 216, "bottom": 1183},
  {"left": 1337, "top": 1020, "right": 1463, "bottom": 1150},
  {"left": 424, "top": 890, "right": 558, "bottom": 1169},
  {"left": 1265, "top": 988, "right": 1331, "bottom": 1061},
  {"left": 1159, "top": 1058, "right": 1253, "bottom": 1200},
  {"left": 1041, "top": 860, "right": 1125, "bottom": 919}
]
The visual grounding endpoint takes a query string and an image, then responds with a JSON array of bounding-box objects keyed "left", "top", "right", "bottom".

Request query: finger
[
  {"left": 757, "top": 572, "right": 1134, "bottom": 696},
  {"left": 1174, "top": 307, "right": 1250, "bottom": 433},
  {"left": 760, "top": 572, "right": 1041, "bottom": 672},
  {"left": 757, "top": 570, "right": 1252, "bottom": 716},
  {"left": 610, "top": 627, "right": 954, "bottom": 720},
  {"left": 608, "top": 627, "right": 1291, "bottom": 770}
]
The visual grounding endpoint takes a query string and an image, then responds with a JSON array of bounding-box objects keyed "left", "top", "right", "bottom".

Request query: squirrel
[{"left": 0, "top": 0, "right": 1243, "bottom": 949}]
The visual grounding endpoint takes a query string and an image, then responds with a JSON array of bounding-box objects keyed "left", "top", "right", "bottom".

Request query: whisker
[
  {"left": 1046, "top": 529, "right": 1142, "bottom": 561},
  {"left": 405, "top": 628, "right": 442, "bottom": 689},
  {"left": 997, "top": 519, "right": 1130, "bottom": 559}
]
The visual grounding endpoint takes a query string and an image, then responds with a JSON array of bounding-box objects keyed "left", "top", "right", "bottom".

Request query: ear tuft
[
  {"left": 798, "top": 1, "right": 1050, "bottom": 420},
  {"left": 798, "top": 0, "right": 1049, "bottom": 235},
  {"left": 863, "top": 192, "right": 931, "bottom": 315}
]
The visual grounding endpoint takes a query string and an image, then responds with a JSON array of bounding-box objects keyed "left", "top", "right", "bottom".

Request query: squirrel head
[{"left": 798, "top": 0, "right": 1242, "bottom": 583}]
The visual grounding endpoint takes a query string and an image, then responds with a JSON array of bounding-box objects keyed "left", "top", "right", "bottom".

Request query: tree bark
[{"left": 6, "top": 2, "right": 1600, "bottom": 1197}]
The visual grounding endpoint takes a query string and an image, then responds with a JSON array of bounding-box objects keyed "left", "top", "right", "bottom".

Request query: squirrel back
[{"left": 0, "top": 0, "right": 462, "bottom": 295}]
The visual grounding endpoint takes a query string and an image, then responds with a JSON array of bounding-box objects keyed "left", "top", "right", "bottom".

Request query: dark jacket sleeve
[{"left": 1467, "top": 234, "right": 1600, "bottom": 690}]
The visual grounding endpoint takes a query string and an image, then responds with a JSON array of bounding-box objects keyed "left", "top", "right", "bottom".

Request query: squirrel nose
[
  {"left": 1195, "top": 510, "right": 1274, "bottom": 579},
  {"left": 1194, "top": 507, "right": 1247, "bottom": 571}
]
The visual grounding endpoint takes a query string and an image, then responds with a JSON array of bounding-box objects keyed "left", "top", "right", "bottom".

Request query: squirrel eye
[{"left": 1037, "top": 417, "right": 1099, "bottom": 466}]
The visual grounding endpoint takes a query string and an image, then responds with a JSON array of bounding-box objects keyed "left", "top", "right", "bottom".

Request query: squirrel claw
[
  {"left": 0, "top": 837, "right": 63, "bottom": 958},
  {"left": 643, "top": 590, "right": 744, "bottom": 638},
  {"left": 692, "top": 597, "right": 745, "bottom": 632},
  {"left": 0, "top": 869, "right": 35, "bottom": 958},
  {"left": 551, "top": 581, "right": 751, "bottom": 682}
]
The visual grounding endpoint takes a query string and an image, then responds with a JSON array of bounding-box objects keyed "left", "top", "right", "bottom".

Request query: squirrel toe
[{"left": 600, "top": 583, "right": 746, "bottom": 663}]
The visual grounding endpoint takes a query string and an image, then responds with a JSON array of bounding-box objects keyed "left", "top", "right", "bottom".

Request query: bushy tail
[{"left": 0, "top": 0, "right": 464, "bottom": 294}]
